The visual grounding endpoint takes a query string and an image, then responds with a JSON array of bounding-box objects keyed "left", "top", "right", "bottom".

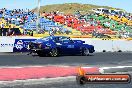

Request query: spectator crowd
[{"left": 0, "top": 7, "right": 132, "bottom": 39}]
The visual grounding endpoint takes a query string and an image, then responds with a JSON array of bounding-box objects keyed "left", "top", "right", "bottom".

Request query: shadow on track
[{"left": 30, "top": 54, "right": 94, "bottom": 57}]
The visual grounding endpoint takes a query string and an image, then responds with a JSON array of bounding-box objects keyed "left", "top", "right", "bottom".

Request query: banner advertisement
[
  {"left": 13, "top": 39, "right": 36, "bottom": 52},
  {"left": 0, "top": 37, "right": 15, "bottom": 52}
]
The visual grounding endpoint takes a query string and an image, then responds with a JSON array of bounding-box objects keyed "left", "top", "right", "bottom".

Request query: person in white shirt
[{"left": 49, "top": 28, "right": 54, "bottom": 36}]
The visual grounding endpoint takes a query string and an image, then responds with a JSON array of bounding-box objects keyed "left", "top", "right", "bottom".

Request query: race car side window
[
  {"left": 41, "top": 36, "right": 53, "bottom": 41},
  {"left": 54, "top": 37, "right": 60, "bottom": 42},
  {"left": 68, "top": 37, "right": 74, "bottom": 43},
  {"left": 61, "top": 37, "right": 74, "bottom": 43}
]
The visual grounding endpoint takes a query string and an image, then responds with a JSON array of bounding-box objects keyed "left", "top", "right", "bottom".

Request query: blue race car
[{"left": 29, "top": 36, "right": 95, "bottom": 57}]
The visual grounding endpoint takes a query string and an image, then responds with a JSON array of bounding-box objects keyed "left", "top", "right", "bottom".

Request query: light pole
[{"left": 36, "top": 0, "right": 41, "bottom": 33}]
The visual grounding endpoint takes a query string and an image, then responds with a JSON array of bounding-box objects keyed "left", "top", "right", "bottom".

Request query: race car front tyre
[
  {"left": 82, "top": 47, "right": 90, "bottom": 56},
  {"left": 49, "top": 48, "right": 59, "bottom": 57}
]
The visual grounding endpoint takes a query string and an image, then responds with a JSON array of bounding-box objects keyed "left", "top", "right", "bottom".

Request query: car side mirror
[{"left": 82, "top": 41, "right": 85, "bottom": 43}]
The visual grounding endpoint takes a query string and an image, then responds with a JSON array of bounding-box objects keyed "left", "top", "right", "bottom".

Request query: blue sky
[{"left": 0, "top": 0, "right": 131, "bottom": 13}]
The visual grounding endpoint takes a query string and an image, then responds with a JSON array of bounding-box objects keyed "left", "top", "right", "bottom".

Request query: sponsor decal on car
[
  {"left": 56, "top": 43, "right": 62, "bottom": 45},
  {"left": 67, "top": 45, "right": 74, "bottom": 48},
  {"left": 13, "top": 39, "right": 36, "bottom": 52},
  {"left": 15, "top": 40, "right": 24, "bottom": 50}
]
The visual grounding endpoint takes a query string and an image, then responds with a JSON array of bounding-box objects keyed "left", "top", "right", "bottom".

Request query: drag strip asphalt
[
  {"left": 0, "top": 52, "right": 132, "bottom": 88},
  {"left": 0, "top": 74, "right": 132, "bottom": 88},
  {"left": 0, "top": 52, "right": 131, "bottom": 67}
]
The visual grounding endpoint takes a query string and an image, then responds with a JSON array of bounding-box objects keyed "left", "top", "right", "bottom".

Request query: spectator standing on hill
[
  {"left": 92, "top": 29, "right": 97, "bottom": 37},
  {"left": 1, "top": 22, "right": 4, "bottom": 28},
  {"left": 49, "top": 28, "right": 54, "bottom": 36},
  {"left": 7, "top": 25, "right": 12, "bottom": 36},
  {"left": 0, "top": 22, "right": 5, "bottom": 36},
  {"left": 23, "top": 29, "right": 27, "bottom": 35},
  {"left": 29, "top": 30, "right": 33, "bottom": 36},
  {"left": 118, "top": 30, "right": 122, "bottom": 38}
]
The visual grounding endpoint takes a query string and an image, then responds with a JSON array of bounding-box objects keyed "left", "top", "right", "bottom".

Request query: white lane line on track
[
  {"left": 0, "top": 66, "right": 131, "bottom": 85},
  {"left": 81, "top": 66, "right": 132, "bottom": 73},
  {"left": 0, "top": 65, "right": 132, "bottom": 69},
  {"left": 0, "top": 76, "right": 75, "bottom": 86},
  {"left": 0, "top": 65, "right": 72, "bottom": 68},
  {"left": 0, "top": 65, "right": 132, "bottom": 74},
  {"left": 100, "top": 66, "right": 132, "bottom": 69},
  {"left": 99, "top": 66, "right": 132, "bottom": 73}
]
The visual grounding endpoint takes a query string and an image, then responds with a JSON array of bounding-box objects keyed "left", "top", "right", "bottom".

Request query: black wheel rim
[
  {"left": 50, "top": 48, "right": 58, "bottom": 56},
  {"left": 84, "top": 48, "right": 89, "bottom": 56}
]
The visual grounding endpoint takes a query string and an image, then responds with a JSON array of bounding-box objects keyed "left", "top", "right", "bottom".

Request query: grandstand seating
[
  {"left": 0, "top": 8, "right": 131, "bottom": 38},
  {"left": 100, "top": 13, "right": 132, "bottom": 26},
  {"left": 85, "top": 14, "right": 132, "bottom": 33},
  {"left": 45, "top": 13, "right": 119, "bottom": 35},
  {"left": 0, "top": 9, "right": 71, "bottom": 36}
]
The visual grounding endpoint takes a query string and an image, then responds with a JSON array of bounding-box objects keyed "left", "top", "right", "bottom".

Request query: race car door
[{"left": 61, "top": 39, "right": 80, "bottom": 54}]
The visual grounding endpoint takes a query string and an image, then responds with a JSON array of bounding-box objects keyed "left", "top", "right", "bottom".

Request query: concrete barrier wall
[
  {"left": 0, "top": 37, "right": 15, "bottom": 52},
  {"left": 91, "top": 40, "right": 113, "bottom": 52},
  {"left": 113, "top": 40, "right": 132, "bottom": 51},
  {"left": 74, "top": 38, "right": 132, "bottom": 52},
  {"left": 0, "top": 36, "right": 132, "bottom": 52},
  {"left": 0, "top": 36, "right": 37, "bottom": 52}
]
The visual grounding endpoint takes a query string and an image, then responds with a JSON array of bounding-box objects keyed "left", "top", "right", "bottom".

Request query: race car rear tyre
[
  {"left": 49, "top": 48, "right": 59, "bottom": 57},
  {"left": 82, "top": 47, "right": 90, "bottom": 56}
]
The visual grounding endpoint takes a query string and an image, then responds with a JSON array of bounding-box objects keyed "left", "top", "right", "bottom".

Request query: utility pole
[{"left": 36, "top": 0, "right": 41, "bottom": 33}]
